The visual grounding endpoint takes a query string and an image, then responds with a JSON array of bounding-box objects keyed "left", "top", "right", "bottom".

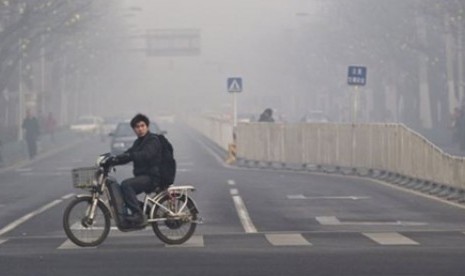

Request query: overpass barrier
[
  {"left": 187, "top": 116, "right": 465, "bottom": 191},
  {"left": 187, "top": 115, "right": 233, "bottom": 151},
  {"left": 236, "top": 123, "right": 465, "bottom": 191}
]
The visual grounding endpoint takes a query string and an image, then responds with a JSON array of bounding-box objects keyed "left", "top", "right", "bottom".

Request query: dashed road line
[
  {"left": 227, "top": 180, "right": 236, "bottom": 186},
  {"left": 316, "top": 216, "right": 427, "bottom": 226},
  {"left": 232, "top": 195, "right": 257, "bottom": 233},
  {"left": 230, "top": 188, "right": 239, "bottom": 196},
  {"left": 57, "top": 239, "right": 95, "bottom": 250},
  {"left": 265, "top": 234, "right": 311, "bottom": 246},
  {"left": 363, "top": 232, "right": 419, "bottom": 245}
]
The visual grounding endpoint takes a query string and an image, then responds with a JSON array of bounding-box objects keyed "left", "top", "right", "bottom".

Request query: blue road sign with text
[
  {"left": 347, "top": 66, "right": 367, "bottom": 86},
  {"left": 227, "top": 77, "right": 242, "bottom": 93}
]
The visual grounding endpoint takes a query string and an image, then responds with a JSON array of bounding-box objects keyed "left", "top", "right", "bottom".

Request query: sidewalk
[{"left": 0, "top": 130, "right": 83, "bottom": 172}]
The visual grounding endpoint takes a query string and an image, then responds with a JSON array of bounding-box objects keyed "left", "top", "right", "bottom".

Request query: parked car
[
  {"left": 70, "top": 116, "right": 104, "bottom": 135},
  {"left": 109, "top": 120, "right": 163, "bottom": 155},
  {"left": 102, "top": 117, "right": 122, "bottom": 135}
]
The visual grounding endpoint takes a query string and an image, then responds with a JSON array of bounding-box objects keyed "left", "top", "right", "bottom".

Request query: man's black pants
[{"left": 121, "top": 175, "right": 156, "bottom": 215}]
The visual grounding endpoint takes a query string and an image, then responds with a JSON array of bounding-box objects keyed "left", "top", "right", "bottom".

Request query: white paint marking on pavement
[
  {"left": 287, "top": 194, "right": 306, "bottom": 199},
  {"left": 227, "top": 180, "right": 236, "bottom": 186},
  {"left": 230, "top": 188, "right": 239, "bottom": 196},
  {"left": 315, "top": 216, "right": 427, "bottom": 226},
  {"left": 166, "top": 235, "right": 204, "bottom": 248},
  {"left": 0, "top": 199, "right": 62, "bottom": 236},
  {"left": 69, "top": 222, "right": 118, "bottom": 231},
  {"left": 57, "top": 239, "right": 96, "bottom": 250},
  {"left": 21, "top": 172, "right": 65, "bottom": 176},
  {"left": 363, "top": 232, "right": 419, "bottom": 245},
  {"left": 0, "top": 239, "right": 7, "bottom": 245},
  {"left": 265, "top": 234, "right": 311, "bottom": 246},
  {"left": 61, "top": 193, "right": 75, "bottom": 200},
  {"left": 176, "top": 169, "right": 191, "bottom": 172},
  {"left": 316, "top": 216, "right": 342, "bottom": 225},
  {"left": 232, "top": 195, "right": 257, "bottom": 233},
  {"left": 288, "top": 195, "right": 371, "bottom": 200}
]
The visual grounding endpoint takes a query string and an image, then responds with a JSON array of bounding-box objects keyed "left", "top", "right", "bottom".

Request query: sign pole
[
  {"left": 233, "top": 92, "right": 238, "bottom": 127},
  {"left": 352, "top": 85, "right": 359, "bottom": 124}
]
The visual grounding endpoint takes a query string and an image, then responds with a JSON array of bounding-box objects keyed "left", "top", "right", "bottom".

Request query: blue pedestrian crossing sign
[
  {"left": 347, "top": 66, "right": 367, "bottom": 86},
  {"left": 227, "top": 77, "right": 243, "bottom": 93}
]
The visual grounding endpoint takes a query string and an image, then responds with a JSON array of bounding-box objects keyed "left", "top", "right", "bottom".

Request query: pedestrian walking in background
[
  {"left": 22, "top": 110, "right": 40, "bottom": 159},
  {"left": 258, "top": 108, "right": 275, "bottom": 122}
]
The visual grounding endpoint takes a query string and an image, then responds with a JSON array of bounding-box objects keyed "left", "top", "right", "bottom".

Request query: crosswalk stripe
[
  {"left": 363, "top": 232, "right": 419, "bottom": 245},
  {"left": 165, "top": 235, "right": 204, "bottom": 248},
  {"left": 57, "top": 239, "right": 96, "bottom": 250},
  {"left": 265, "top": 234, "right": 311, "bottom": 246}
]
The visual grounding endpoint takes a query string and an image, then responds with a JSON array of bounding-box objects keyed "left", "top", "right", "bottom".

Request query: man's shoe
[{"left": 125, "top": 213, "right": 147, "bottom": 226}]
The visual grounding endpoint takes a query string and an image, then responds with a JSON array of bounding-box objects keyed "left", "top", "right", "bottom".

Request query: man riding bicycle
[{"left": 108, "top": 113, "right": 162, "bottom": 226}]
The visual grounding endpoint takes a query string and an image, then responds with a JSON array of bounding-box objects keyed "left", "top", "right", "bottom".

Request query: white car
[{"left": 70, "top": 116, "right": 104, "bottom": 134}]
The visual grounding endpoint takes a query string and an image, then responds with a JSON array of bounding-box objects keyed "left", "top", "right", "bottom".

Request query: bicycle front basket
[{"left": 71, "top": 167, "right": 99, "bottom": 189}]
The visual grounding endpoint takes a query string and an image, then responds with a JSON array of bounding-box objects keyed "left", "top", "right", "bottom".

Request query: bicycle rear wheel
[
  {"left": 63, "top": 197, "right": 111, "bottom": 247},
  {"left": 151, "top": 194, "right": 197, "bottom": 245}
]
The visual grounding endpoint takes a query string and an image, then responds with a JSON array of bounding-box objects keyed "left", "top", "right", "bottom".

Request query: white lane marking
[
  {"left": 61, "top": 193, "right": 75, "bottom": 200},
  {"left": 287, "top": 195, "right": 371, "bottom": 200},
  {"left": 232, "top": 195, "right": 257, "bottom": 233},
  {"left": 265, "top": 234, "right": 311, "bottom": 246},
  {"left": 21, "top": 172, "right": 66, "bottom": 176},
  {"left": 316, "top": 216, "right": 342, "bottom": 225},
  {"left": 0, "top": 239, "right": 7, "bottom": 245},
  {"left": 230, "top": 189, "right": 239, "bottom": 196},
  {"left": 165, "top": 235, "right": 204, "bottom": 248},
  {"left": 287, "top": 194, "right": 306, "bottom": 199},
  {"left": 227, "top": 180, "right": 236, "bottom": 186},
  {"left": 68, "top": 222, "right": 118, "bottom": 231},
  {"left": 316, "top": 216, "right": 427, "bottom": 226},
  {"left": 363, "top": 232, "right": 419, "bottom": 245},
  {"left": 57, "top": 239, "right": 96, "bottom": 250},
  {"left": 0, "top": 199, "right": 62, "bottom": 236}
]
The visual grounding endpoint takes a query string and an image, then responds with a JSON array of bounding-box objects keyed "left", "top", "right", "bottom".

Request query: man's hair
[{"left": 130, "top": 113, "right": 150, "bottom": 128}]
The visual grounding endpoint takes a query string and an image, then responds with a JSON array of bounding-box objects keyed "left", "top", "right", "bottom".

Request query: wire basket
[{"left": 71, "top": 167, "right": 99, "bottom": 189}]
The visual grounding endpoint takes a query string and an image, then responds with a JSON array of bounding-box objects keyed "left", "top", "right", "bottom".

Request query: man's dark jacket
[{"left": 117, "top": 132, "right": 162, "bottom": 182}]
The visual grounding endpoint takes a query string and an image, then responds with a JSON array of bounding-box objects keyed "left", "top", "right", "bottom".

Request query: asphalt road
[{"left": 1, "top": 123, "right": 465, "bottom": 276}]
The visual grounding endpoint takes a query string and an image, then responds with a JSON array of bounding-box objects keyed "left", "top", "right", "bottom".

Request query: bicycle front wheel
[
  {"left": 151, "top": 194, "right": 197, "bottom": 245},
  {"left": 63, "top": 197, "right": 111, "bottom": 247}
]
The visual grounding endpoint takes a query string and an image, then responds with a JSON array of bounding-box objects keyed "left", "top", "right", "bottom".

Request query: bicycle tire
[
  {"left": 151, "top": 194, "right": 197, "bottom": 245},
  {"left": 63, "top": 196, "right": 111, "bottom": 247}
]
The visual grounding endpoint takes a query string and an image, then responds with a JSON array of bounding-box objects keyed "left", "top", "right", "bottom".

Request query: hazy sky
[{"left": 113, "top": 0, "right": 310, "bottom": 117}]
